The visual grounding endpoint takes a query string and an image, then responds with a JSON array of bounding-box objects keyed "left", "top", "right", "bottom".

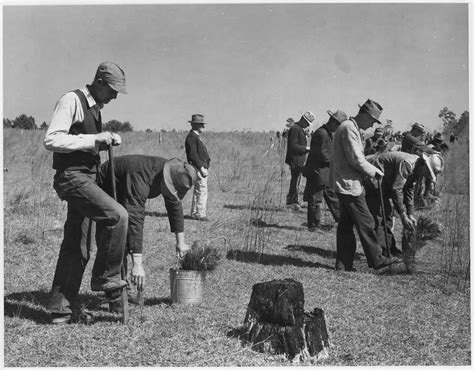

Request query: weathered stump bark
[{"left": 243, "top": 279, "right": 331, "bottom": 362}]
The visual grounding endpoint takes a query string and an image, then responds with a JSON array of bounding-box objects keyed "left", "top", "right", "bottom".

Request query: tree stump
[{"left": 244, "top": 279, "right": 331, "bottom": 362}]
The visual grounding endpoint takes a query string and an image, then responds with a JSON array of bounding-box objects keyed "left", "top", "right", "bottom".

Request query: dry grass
[{"left": 3, "top": 128, "right": 470, "bottom": 366}]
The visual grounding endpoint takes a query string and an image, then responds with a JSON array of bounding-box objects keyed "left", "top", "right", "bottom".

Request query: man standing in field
[
  {"left": 185, "top": 114, "right": 211, "bottom": 221},
  {"left": 96, "top": 155, "right": 197, "bottom": 312},
  {"left": 302, "top": 109, "right": 346, "bottom": 230},
  {"left": 285, "top": 111, "right": 314, "bottom": 207},
  {"left": 44, "top": 62, "right": 129, "bottom": 324},
  {"left": 401, "top": 122, "right": 431, "bottom": 155},
  {"left": 330, "top": 99, "right": 401, "bottom": 271}
]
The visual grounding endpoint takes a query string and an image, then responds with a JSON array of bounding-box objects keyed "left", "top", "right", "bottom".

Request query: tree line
[{"left": 3, "top": 114, "right": 134, "bottom": 132}]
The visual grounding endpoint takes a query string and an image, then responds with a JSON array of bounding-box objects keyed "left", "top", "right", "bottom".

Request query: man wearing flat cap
[
  {"left": 44, "top": 61, "right": 128, "bottom": 324},
  {"left": 185, "top": 114, "right": 211, "bottom": 221},
  {"left": 94, "top": 155, "right": 197, "bottom": 312},
  {"left": 303, "top": 109, "right": 346, "bottom": 230},
  {"left": 330, "top": 99, "right": 401, "bottom": 271},
  {"left": 285, "top": 111, "right": 314, "bottom": 206}
]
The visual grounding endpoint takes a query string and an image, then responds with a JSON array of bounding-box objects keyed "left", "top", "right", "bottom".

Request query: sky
[{"left": 2, "top": 2, "right": 470, "bottom": 133}]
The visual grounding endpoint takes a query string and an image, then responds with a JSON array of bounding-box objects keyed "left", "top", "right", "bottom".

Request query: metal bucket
[{"left": 169, "top": 268, "right": 206, "bottom": 305}]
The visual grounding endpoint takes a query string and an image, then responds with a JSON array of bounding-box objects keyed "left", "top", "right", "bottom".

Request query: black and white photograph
[{"left": 2, "top": 1, "right": 470, "bottom": 367}]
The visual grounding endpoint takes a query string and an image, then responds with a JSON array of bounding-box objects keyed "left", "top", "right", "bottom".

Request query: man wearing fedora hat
[
  {"left": 364, "top": 151, "right": 444, "bottom": 257},
  {"left": 185, "top": 114, "right": 211, "bottom": 221},
  {"left": 364, "top": 127, "right": 384, "bottom": 156},
  {"left": 285, "top": 111, "right": 314, "bottom": 206},
  {"left": 94, "top": 155, "right": 197, "bottom": 312},
  {"left": 302, "top": 109, "right": 346, "bottom": 230},
  {"left": 330, "top": 99, "right": 401, "bottom": 271},
  {"left": 44, "top": 61, "right": 128, "bottom": 324}
]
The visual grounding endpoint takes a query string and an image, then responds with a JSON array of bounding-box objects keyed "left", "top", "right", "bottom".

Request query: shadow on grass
[
  {"left": 226, "top": 250, "right": 333, "bottom": 270},
  {"left": 4, "top": 290, "right": 103, "bottom": 325},
  {"left": 145, "top": 211, "right": 197, "bottom": 221},
  {"left": 223, "top": 204, "right": 286, "bottom": 212},
  {"left": 285, "top": 245, "right": 364, "bottom": 260}
]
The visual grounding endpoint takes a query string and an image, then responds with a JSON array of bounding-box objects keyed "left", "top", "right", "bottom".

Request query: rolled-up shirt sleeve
[{"left": 44, "top": 93, "right": 97, "bottom": 153}]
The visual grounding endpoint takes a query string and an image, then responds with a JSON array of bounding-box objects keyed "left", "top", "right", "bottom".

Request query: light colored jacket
[{"left": 330, "top": 118, "right": 380, "bottom": 196}]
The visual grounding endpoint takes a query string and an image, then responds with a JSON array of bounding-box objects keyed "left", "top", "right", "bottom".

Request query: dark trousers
[
  {"left": 48, "top": 170, "right": 128, "bottom": 314},
  {"left": 305, "top": 185, "right": 340, "bottom": 227},
  {"left": 287, "top": 166, "right": 303, "bottom": 205},
  {"left": 336, "top": 192, "right": 386, "bottom": 269},
  {"left": 365, "top": 183, "right": 401, "bottom": 256}
]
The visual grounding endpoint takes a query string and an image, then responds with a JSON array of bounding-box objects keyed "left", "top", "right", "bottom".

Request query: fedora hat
[
  {"left": 163, "top": 158, "right": 198, "bottom": 200},
  {"left": 188, "top": 114, "right": 207, "bottom": 125},
  {"left": 422, "top": 153, "right": 444, "bottom": 181},
  {"left": 301, "top": 111, "right": 315, "bottom": 124},
  {"left": 327, "top": 109, "right": 347, "bottom": 124},
  {"left": 358, "top": 99, "right": 383, "bottom": 124},
  {"left": 412, "top": 122, "right": 425, "bottom": 133}
]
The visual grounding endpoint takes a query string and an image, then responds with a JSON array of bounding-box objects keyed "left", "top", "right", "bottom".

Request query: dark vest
[{"left": 52, "top": 89, "right": 102, "bottom": 171}]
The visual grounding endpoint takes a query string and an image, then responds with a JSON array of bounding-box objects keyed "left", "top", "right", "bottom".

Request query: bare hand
[
  {"left": 374, "top": 169, "right": 384, "bottom": 180},
  {"left": 176, "top": 244, "right": 191, "bottom": 259},
  {"left": 95, "top": 132, "right": 122, "bottom": 146},
  {"left": 200, "top": 168, "right": 209, "bottom": 178},
  {"left": 131, "top": 261, "right": 145, "bottom": 291}
]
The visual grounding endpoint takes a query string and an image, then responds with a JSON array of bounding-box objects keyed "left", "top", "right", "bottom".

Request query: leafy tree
[
  {"left": 40, "top": 121, "right": 48, "bottom": 130},
  {"left": 12, "top": 114, "right": 37, "bottom": 130},
  {"left": 145, "top": 128, "right": 153, "bottom": 133},
  {"left": 456, "top": 111, "right": 469, "bottom": 133},
  {"left": 3, "top": 118, "right": 12, "bottom": 128},
  {"left": 103, "top": 120, "right": 133, "bottom": 132},
  {"left": 439, "top": 107, "right": 457, "bottom": 128}
]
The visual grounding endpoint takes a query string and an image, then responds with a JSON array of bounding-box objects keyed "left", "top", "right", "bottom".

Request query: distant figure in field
[
  {"left": 96, "top": 155, "right": 197, "bottom": 312},
  {"left": 302, "top": 109, "right": 346, "bottom": 231},
  {"left": 364, "top": 127, "right": 384, "bottom": 156},
  {"left": 428, "top": 132, "right": 444, "bottom": 152},
  {"left": 44, "top": 61, "right": 128, "bottom": 325},
  {"left": 185, "top": 114, "right": 211, "bottom": 221},
  {"left": 449, "top": 132, "right": 458, "bottom": 144},
  {"left": 330, "top": 99, "right": 401, "bottom": 271},
  {"left": 285, "top": 111, "right": 314, "bottom": 206}
]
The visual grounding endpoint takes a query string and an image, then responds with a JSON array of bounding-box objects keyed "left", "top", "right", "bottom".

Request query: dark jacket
[
  {"left": 98, "top": 155, "right": 183, "bottom": 254},
  {"left": 401, "top": 133, "right": 436, "bottom": 155},
  {"left": 303, "top": 124, "right": 332, "bottom": 186},
  {"left": 285, "top": 123, "right": 308, "bottom": 168},
  {"left": 185, "top": 130, "right": 210, "bottom": 170}
]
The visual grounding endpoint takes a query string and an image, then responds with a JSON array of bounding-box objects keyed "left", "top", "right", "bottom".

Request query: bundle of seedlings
[
  {"left": 402, "top": 215, "right": 442, "bottom": 272},
  {"left": 179, "top": 239, "right": 222, "bottom": 271}
]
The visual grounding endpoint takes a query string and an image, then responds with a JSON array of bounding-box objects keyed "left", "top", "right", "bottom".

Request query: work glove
[
  {"left": 401, "top": 213, "right": 415, "bottom": 231},
  {"left": 200, "top": 167, "right": 209, "bottom": 178},
  {"left": 131, "top": 253, "right": 145, "bottom": 291},
  {"left": 408, "top": 214, "right": 417, "bottom": 224}
]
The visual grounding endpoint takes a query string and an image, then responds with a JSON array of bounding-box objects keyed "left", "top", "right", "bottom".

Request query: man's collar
[
  {"left": 191, "top": 129, "right": 200, "bottom": 136},
  {"left": 349, "top": 117, "right": 360, "bottom": 130},
  {"left": 81, "top": 85, "right": 103, "bottom": 110}
]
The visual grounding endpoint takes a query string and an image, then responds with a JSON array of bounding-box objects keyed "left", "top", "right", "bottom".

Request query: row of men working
[{"left": 284, "top": 100, "right": 444, "bottom": 272}]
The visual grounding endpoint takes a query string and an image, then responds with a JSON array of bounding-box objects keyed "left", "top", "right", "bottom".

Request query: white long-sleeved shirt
[
  {"left": 330, "top": 118, "right": 380, "bottom": 196},
  {"left": 44, "top": 86, "right": 102, "bottom": 153}
]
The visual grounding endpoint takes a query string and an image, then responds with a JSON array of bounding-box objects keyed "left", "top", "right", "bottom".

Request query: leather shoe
[
  {"left": 191, "top": 216, "right": 209, "bottom": 222},
  {"left": 374, "top": 256, "right": 402, "bottom": 270},
  {"left": 91, "top": 278, "right": 127, "bottom": 292}
]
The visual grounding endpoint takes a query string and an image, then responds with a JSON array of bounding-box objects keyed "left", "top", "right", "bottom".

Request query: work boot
[
  {"left": 374, "top": 256, "right": 402, "bottom": 270},
  {"left": 51, "top": 307, "right": 94, "bottom": 325},
  {"left": 91, "top": 278, "right": 127, "bottom": 292}
]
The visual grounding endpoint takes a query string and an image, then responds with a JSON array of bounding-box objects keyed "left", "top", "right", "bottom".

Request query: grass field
[{"left": 3, "top": 128, "right": 470, "bottom": 366}]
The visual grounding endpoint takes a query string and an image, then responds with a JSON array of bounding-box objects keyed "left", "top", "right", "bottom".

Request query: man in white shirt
[
  {"left": 44, "top": 61, "right": 128, "bottom": 324},
  {"left": 330, "top": 99, "right": 401, "bottom": 272}
]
